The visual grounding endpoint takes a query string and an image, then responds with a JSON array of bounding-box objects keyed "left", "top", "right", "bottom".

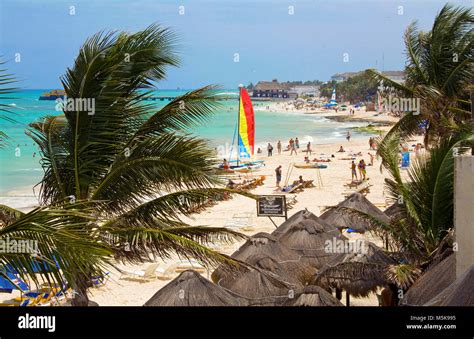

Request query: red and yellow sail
[{"left": 238, "top": 87, "right": 255, "bottom": 159}]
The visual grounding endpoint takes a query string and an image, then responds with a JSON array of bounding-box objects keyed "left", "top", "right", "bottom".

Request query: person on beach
[
  {"left": 222, "top": 158, "right": 229, "bottom": 170},
  {"left": 358, "top": 159, "right": 367, "bottom": 180},
  {"left": 295, "top": 137, "right": 300, "bottom": 149},
  {"left": 369, "top": 137, "right": 373, "bottom": 149},
  {"left": 307, "top": 142, "right": 312, "bottom": 155},
  {"left": 267, "top": 143, "right": 273, "bottom": 156},
  {"left": 368, "top": 153, "right": 375, "bottom": 166},
  {"left": 289, "top": 138, "right": 294, "bottom": 149},
  {"left": 415, "top": 143, "right": 422, "bottom": 158},
  {"left": 346, "top": 131, "right": 351, "bottom": 142},
  {"left": 338, "top": 145, "right": 345, "bottom": 152},
  {"left": 290, "top": 141, "right": 297, "bottom": 155},
  {"left": 351, "top": 161, "right": 358, "bottom": 181},
  {"left": 277, "top": 140, "right": 282, "bottom": 154},
  {"left": 275, "top": 165, "right": 282, "bottom": 187},
  {"left": 257, "top": 148, "right": 262, "bottom": 154}
]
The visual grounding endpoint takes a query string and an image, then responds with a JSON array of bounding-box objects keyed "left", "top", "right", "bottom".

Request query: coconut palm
[
  {"left": 26, "top": 25, "right": 246, "bottom": 305},
  {"left": 0, "top": 59, "right": 18, "bottom": 148},
  {"left": 367, "top": 4, "right": 474, "bottom": 146},
  {"left": 326, "top": 131, "right": 473, "bottom": 291}
]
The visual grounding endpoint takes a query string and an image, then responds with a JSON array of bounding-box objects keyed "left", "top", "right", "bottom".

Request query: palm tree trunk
[{"left": 71, "top": 274, "right": 91, "bottom": 306}]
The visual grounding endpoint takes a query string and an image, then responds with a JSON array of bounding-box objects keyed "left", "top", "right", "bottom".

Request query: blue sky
[{"left": 0, "top": 0, "right": 472, "bottom": 89}]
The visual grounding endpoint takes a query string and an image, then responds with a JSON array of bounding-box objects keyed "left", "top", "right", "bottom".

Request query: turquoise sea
[{"left": 0, "top": 89, "right": 370, "bottom": 195}]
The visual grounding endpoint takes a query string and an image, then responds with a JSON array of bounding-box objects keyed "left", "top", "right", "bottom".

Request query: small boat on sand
[{"left": 294, "top": 163, "right": 328, "bottom": 169}]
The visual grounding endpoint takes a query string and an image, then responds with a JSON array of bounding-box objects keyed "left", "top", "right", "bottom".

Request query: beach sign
[{"left": 257, "top": 195, "right": 287, "bottom": 217}]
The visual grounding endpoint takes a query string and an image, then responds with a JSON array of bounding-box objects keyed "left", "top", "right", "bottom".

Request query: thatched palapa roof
[
  {"left": 383, "top": 202, "right": 404, "bottom": 219},
  {"left": 212, "top": 258, "right": 302, "bottom": 306},
  {"left": 272, "top": 209, "right": 337, "bottom": 238},
  {"left": 425, "top": 264, "right": 474, "bottom": 306},
  {"left": 275, "top": 213, "right": 347, "bottom": 271},
  {"left": 320, "top": 193, "right": 390, "bottom": 232},
  {"left": 144, "top": 270, "right": 245, "bottom": 306},
  {"left": 283, "top": 285, "right": 344, "bottom": 307},
  {"left": 400, "top": 253, "right": 456, "bottom": 306},
  {"left": 312, "top": 242, "right": 397, "bottom": 297},
  {"left": 212, "top": 232, "right": 312, "bottom": 284}
]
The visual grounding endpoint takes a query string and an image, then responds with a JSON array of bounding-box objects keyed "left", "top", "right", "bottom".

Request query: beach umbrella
[
  {"left": 400, "top": 253, "right": 455, "bottom": 306},
  {"left": 383, "top": 203, "right": 403, "bottom": 220},
  {"left": 144, "top": 270, "right": 245, "bottom": 306},
  {"left": 312, "top": 242, "right": 397, "bottom": 301},
  {"left": 283, "top": 285, "right": 344, "bottom": 307},
  {"left": 272, "top": 209, "right": 337, "bottom": 238},
  {"left": 212, "top": 259, "right": 301, "bottom": 306},
  {"left": 320, "top": 193, "right": 390, "bottom": 232},
  {"left": 275, "top": 215, "right": 348, "bottom": 272},
  {"left": 212, "top": 232, "right": 312, "bottom": 284},
  {"left": 424, "top": 264, "right": 474, "bottom": 306}
]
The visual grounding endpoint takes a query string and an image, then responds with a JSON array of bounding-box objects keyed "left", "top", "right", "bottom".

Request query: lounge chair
[
  {"left": 175, "top": 259, "right": 206, "bottom": 273},
  {"left": 91, "top": 272, "right": 111, "bottom": 287},
  {"left": 224, "top": 212, "right": 254, "bottom": 231},
  {"left": 119, "top": 263, "right": 160, "bottom": 281}
]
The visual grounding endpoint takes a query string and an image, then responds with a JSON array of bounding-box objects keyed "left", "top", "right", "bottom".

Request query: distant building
[
  {"left": 331, "top": 72, "right": 360, "bottom": 82},
  {"left": 330, "top": 70, "right": 405, "bottom": 83},
  {"left": 382, "top": 71, "right": 405, "bottom": 83},
  {"left": 252, "top": 79, "right": 289, "bottom": 98},
  {"left": 289, "top": 85, "right": 320, "bottom": 98}
]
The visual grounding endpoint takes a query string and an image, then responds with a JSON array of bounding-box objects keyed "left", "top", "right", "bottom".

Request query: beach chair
[
  {"left": 174, "top": 259, "right": 206, "bottom": 273},
  {"left": 91, "top": 272, "right": 111, "bottom": 287},
  {"left": 224, "top": 212, "right": 254, "bottom": 231},
  {"left": 155, "top": 263, "right": 180, "bottom": 280},
  {"left": 282, "top": 183, "right": 303, "bottom": 194},
  {"left": 119, "top": 263, "right": 160, "bottom": 281}
]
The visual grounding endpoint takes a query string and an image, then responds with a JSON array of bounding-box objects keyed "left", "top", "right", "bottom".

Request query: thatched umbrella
[
  {"left": 425, "top": 264, "right": 474, "bottom": 306},
  {"left": 283, "top": 285, "right": 344, "bottom": 307},
  {"left": 272, "top": 209, "right": 337, "bottom": 238},
  {"left": 320, "top": 193, "right": 390, "bottom": 232},
  {"left": 312, "top": 242, "right": 397, "bottom": 304},
  {"left": 212, "top": 232, "right": 312, "bottom": 284},
  {"left": 275, "top": 216, "right": 348, "bottom": 272},
  {"left": 400, "top": 254, "right": 455, "bottom": 306},
  {"left": 144, "top": 270, "right": 245, "bottom": 306},
  {"left": 212, "top": 258, "right": 301, "bottom": 306},
  {"left": 383, "top": 202, "right": 403, "bottom": 219}
]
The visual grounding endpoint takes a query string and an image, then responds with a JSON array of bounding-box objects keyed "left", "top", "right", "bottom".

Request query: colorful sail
[{"left": 238, "top": 87, "right": 255, "bottom": 159}]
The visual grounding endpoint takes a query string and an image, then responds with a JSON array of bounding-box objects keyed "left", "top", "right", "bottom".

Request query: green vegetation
[
  {"left": 319, "top": 72, "right": 378, "bottom": 103},
  {"left": 1, "top": 25, "right": 245, "bottom": 305},
  {"left": 368, "top": 4, "right": 473, "bottom": 147}
]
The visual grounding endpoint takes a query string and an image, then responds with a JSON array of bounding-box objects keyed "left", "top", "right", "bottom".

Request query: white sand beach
[{"left": 0, "top": 109, "right": 424, "bottom": 306}]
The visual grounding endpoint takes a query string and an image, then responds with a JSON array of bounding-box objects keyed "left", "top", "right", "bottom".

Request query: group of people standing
[
  {"left": 266, "top": 137, "right": 303, "bottom": 157},
  {"left": 351, "top": 159, "right": 367, "bottom": 181}
]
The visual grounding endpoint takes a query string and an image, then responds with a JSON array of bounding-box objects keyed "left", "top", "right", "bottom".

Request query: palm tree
[
  {"left": 367, "top": 4, "right": 473, "bottom": 147},
  {"left": 26, "top": 25, "right": 246, "bottom": 305},
  {"left": 0, "top": 59, "right": 18, "bottom": 148},
  {"left": 324, "top": 131, "right": 472, "bottom": 293}
]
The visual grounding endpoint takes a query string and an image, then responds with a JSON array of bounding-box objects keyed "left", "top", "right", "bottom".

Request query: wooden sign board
[{"left": 256, "top": 195, "right": 287, "bottom": 217}]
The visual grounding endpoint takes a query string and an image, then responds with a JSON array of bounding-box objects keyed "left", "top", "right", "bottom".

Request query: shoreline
[{"left": 0, "top": 105, "right": 413, "bottom": 306}]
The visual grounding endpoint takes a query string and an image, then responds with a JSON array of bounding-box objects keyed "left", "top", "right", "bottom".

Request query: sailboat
[
  {"left": 221, "top": 85, "right": 264, "bottom": 172},
  {"left": 324, "top": 87, "right": 338, "bottom": 108}
]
